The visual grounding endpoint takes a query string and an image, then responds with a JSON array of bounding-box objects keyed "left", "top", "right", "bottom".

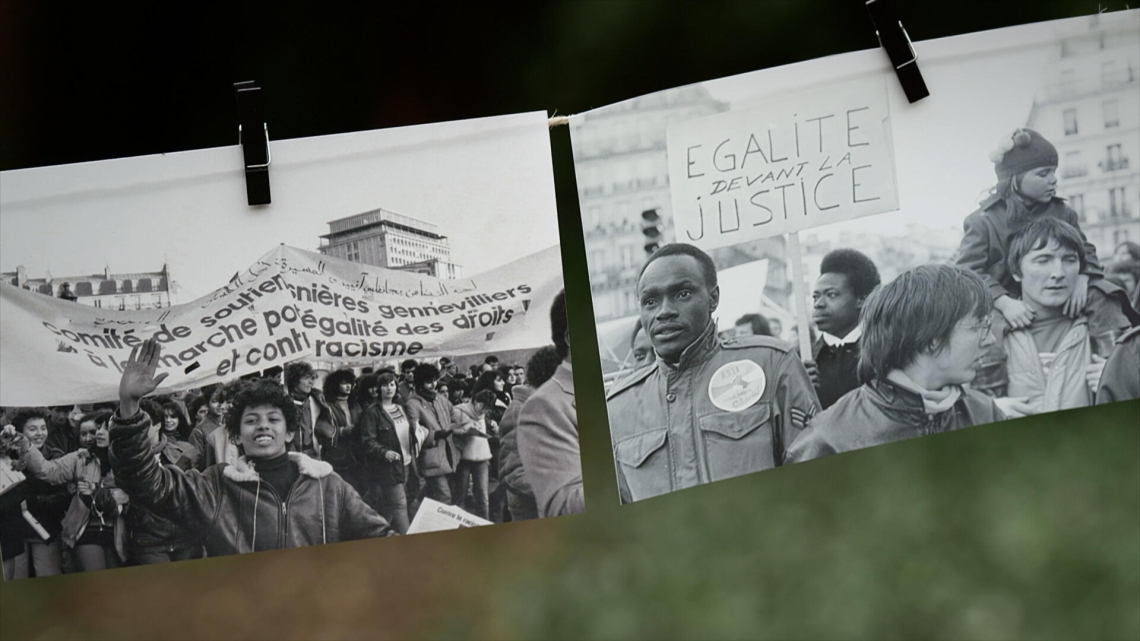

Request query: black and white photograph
[
  {"left": 570, "top": 11, "right": 1140, "bottom": 503},
  {"left": 0, "top": 111, "right": 586, "bottom": 580}
]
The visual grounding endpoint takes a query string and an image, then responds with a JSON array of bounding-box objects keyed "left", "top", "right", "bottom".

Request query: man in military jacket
[{"left": 607, "top": 243, "right": 820, "bottom": 503}]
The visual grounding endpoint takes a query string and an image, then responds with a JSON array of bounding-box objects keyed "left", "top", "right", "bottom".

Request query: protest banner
[
  {"left": 666, "top": 79, "right": 899, "bottom": 251},
  {"left": 406, "top": 498, "right": 493, "bottom": 534},
  {"left": 0, "top": 244, "right": 563, "bottom": 406}
]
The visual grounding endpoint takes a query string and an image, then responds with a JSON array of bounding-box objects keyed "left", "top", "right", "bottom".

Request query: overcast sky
[{"left": 0, "top": 111, "right": 561, "bottom": 302}]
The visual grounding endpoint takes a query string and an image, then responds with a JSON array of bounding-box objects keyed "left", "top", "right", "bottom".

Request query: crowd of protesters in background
[{"left": 1, "top": 291, "right": 582, "bottom": 580}]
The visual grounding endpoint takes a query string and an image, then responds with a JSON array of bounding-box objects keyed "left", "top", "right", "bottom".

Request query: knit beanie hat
[{"left": 989, "top": 128, "right": 1058, "bottom": 181}]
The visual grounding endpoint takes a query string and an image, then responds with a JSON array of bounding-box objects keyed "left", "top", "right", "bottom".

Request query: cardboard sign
[{"left": 667, "top": 80, "right": 899, "bottom": 249}]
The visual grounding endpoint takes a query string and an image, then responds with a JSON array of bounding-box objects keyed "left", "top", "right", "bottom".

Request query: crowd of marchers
[
  {"left": 0, "top": 291, "right": 583, "bottom": 580},
  {"left": 611, "top": 128, "right": 1140, "bottom": 503}
]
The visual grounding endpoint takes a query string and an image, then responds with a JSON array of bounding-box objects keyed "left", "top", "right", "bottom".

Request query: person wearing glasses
[
  {"left": 992, "top": 218, "right": 1111, "bottom": 417},
  {"left": 785, "top": 264, "right": 1005, "bottom": 464}
]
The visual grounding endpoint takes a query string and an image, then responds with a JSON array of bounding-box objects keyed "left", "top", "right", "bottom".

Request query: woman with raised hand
[{"left": 108, "top": 338, "right": 395, "bottom": 556}]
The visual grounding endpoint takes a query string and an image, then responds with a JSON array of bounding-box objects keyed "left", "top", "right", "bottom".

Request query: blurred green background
[{"left": 2, "top": 1, "right": 1137, "bottom": 639}]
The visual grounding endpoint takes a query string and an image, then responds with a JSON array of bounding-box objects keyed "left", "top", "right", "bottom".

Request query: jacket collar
[
  {"left": 865, "top": 378, "right": 944, "bottom": 423},
  {"left": 660, "top": 320, "right": 718, "bottom": 373},
  {"left": 822, "top": 326, "right": 862, "bottom": 348},
  {"left": 510, "top": 385, "right": 535, "bottom": 406},
  {"left": 223, "top": 451, "right": 333, "bottom": 482},
  {"left": 552, "top": 361, "right": 574, "bottom": 395}
]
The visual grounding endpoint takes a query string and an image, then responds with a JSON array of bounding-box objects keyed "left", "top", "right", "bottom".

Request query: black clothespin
[
  {"left": 865, "top": 0, "right": 929, "bottom": 103},
  {"left": 235, "top": 81, "right": 272, "bottom": 206}
]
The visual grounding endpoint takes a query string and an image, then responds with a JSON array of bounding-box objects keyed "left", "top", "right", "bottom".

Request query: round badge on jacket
[{"left": 708, "top": 360, "right": 766, "bottom": 412}]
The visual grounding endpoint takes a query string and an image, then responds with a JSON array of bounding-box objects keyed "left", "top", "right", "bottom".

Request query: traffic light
[{"left": 641, "top": 208, "right": 662, "bottom": 255}]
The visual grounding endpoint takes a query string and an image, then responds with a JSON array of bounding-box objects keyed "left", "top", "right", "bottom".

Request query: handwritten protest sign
[
  {"left": 0, "top": 244, "right": 562, "bottom": 406},
  {"left": 667, "top": 80, "right": 898, "bottom": 250},
  {"left": 406, "top": 498, "right": 492, "bottom": 534}
]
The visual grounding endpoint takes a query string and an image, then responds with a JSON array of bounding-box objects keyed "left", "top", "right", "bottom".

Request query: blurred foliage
[{"left": 2, "top": 1, "right": 1137, "bottom": 640}]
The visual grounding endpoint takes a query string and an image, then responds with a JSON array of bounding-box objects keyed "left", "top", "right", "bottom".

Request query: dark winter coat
[{"left": 109, "top": 410, "right": 394, "bottom": 556}]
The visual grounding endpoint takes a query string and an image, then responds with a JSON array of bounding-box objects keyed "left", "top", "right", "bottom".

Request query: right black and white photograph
[{"left": 569, "top": 10, "right": 1140, "bottom": 503}]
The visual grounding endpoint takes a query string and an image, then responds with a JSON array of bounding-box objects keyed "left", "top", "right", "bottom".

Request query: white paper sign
[
  {"left": 667, "top": 79, "right": 899, "bottom": 249},
  {"left": 406, "top": 497, "right": 492, "bottom": 534}
]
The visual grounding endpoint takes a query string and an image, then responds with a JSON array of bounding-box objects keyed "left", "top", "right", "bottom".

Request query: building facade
[
  {"left": 571, "top": 84, "right": 791, "bottom": 323},
  {"left": 2, "top": 265, "right": 172, "bottom": 310},
  {"left": 319, "top": 208, "right": 462, "bottom": 279},
  {"left": 1028, "top": 12, "right": 1140, "bottom": 259}
]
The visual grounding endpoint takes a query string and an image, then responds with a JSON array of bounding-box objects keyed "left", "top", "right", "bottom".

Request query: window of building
[
  {"left": 117, "top": 298, "right": 126, "bottom": 311},
  {"left": 99, "top": 280, "right": 117, "bottom": 295},
  {"left": 1109, "top": 187, "right": 1130, "bottom": 218},
  {"left": 93, "top": 299, "right": 102, "bottom": 308},
  {"left": 75, "top": 282, "right": 92, "bottom": 296},
  {"left": 1103, "top": 99, "right": 1120, "bottom": 128},
  {"left": 1063, "top": 150, "right": 1086, "bottom": 178},
  {"left": 1063, "top": 108, "right": 1078, "bottom": 135},
  {"left": 1105, "top": 144, "right": 1125, "bottom": 171},
  {"left": 1102, "top": 60, "right": 1118, "bottom": 86},
  {"left": 616, "top": 200, "right": 631, "bottom": 226},
  {"left": 1069, "top": 194, "right": 1085, "bottom": 222},
  {"left": 137, "top": 278, "right": 152, "bottom": 293},
  {"left": 121, "top": 280, "right": 133, "bottom": 294}
]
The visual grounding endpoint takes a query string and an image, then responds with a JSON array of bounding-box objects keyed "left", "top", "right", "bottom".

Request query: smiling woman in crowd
[{"left": 107, "top": 339, "right": 395, "bottom": 556}]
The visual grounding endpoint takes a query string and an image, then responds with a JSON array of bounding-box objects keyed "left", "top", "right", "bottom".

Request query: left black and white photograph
[{"left": 0, "top": 111, "right": 585, "bottom": 581}]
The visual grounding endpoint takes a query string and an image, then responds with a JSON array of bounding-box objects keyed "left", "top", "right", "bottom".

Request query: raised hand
[{"left": 119, "top": 337, "right": 170, "bottom": 419}]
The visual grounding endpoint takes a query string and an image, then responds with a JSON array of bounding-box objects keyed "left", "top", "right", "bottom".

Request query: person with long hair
[
  {"left": 347, "top": 373, "right": 381, "bottom": 425},
  {"left": 357, "top": 371, "right": 416, "bottom": 533},
  {"left": 106, "top": 339, "right": 395, "bottom": 555},
  {"left": 956, "top": 128, "right": 1136, "bottom": 335},
  {"left": 316, "top": 368, "right": 360, "bottom": 491},
  {"left": 450, "top": 389, "right": 496, "bottom": 520},
  {"left": 156, "top": 401, "right": 195, "bottom": 470},
  {"left": 472, "top": 370, "right": 510, "bottom": 427},
  {"left": 186, "top": 385, "right": 227, "bottom": 470}
]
